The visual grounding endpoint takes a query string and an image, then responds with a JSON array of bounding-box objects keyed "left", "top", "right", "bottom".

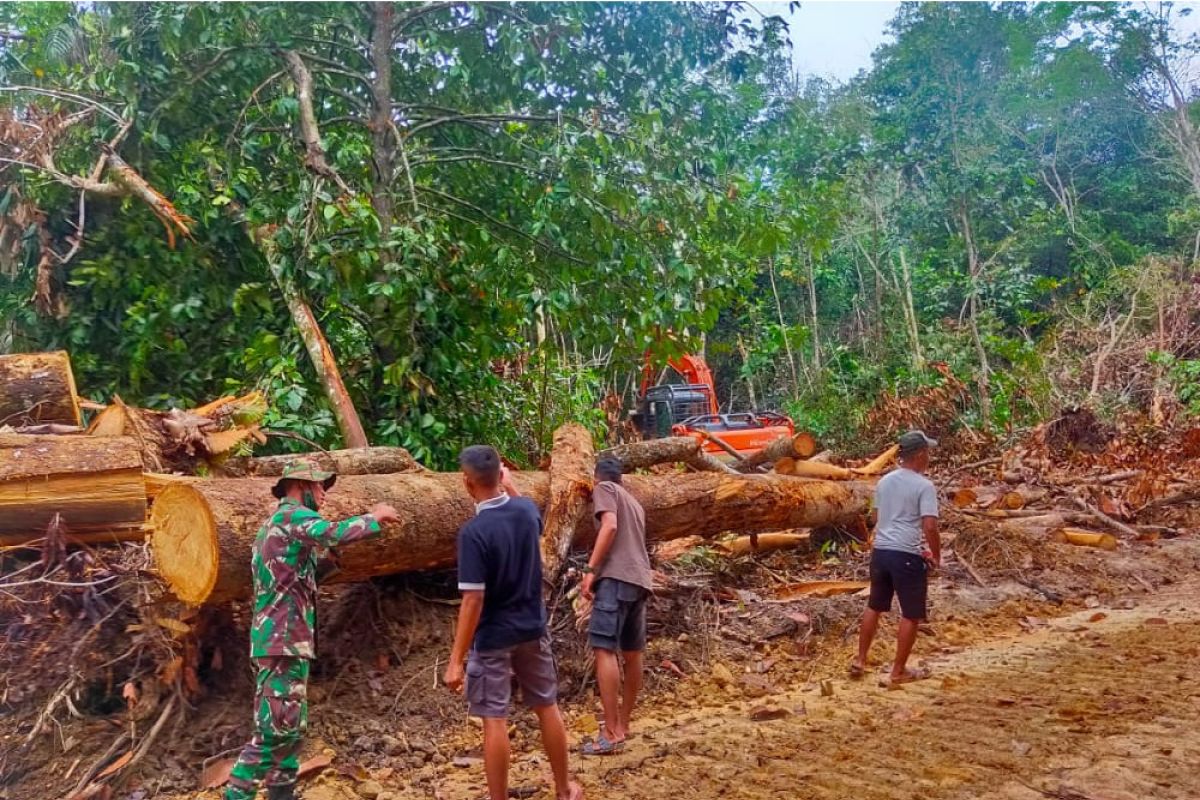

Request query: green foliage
[
  {"left": 4, "top": 1, "right": 1200, "bottom": 460},
  {"left": 1150, "top": 352, "right": 1200, "bottom": 418}
]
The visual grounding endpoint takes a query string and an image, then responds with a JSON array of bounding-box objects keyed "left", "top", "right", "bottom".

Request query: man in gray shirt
[
  {"left": 851, "top": 430, "right": 941, "bottom": 687},
  {"left": 579, "top": 457, "right": 653, "bottom": 755}
]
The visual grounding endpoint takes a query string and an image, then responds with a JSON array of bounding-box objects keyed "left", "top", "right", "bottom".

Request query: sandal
[
  {"left": 580, "top": 733, "right": 625, "bottom": 756},
  {"left": 848, "top": 660, "right": 866, "bottom": 680},
  {"left": 878, "top": 666, "right": 931, "bottom": 689}
]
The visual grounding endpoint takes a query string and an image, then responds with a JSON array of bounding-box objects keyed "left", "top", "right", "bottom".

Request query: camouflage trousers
[{"left": 224, "top": 657, "right": 310, "bottom": 800}]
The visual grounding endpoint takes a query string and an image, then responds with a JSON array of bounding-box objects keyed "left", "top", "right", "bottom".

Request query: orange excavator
[{"left": 631, "top": 352, "right": 794, "bottom": 459}]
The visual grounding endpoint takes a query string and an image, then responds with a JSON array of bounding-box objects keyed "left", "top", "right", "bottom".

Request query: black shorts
[
  {"left": 588, "top": 577, "right": 648, "bottom": 652},
  {"left": 868, "top": 548, "right": 928, "bottom": 620}
]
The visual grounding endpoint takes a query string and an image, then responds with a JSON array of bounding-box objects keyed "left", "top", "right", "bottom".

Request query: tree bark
[
  {"left": 540, "top": 423, "right": 596, "bottom": 587},
  {"left": 0, "top": 434, "right": 146, "bottom": 542},
  {"left": 737, "top": 432, "right": 818, "bottom": 473},
  {"left": 0, "top": 351, "right": 82, "bottom": 427},
  {"left": 151, "top": 472, "right": 873, "bottom": 604},
  {"left": 256, "top": 232, "right": 369, "bottom": 449},
  {"left": 598, "top": 437, "right": 738, "bottom": 474},
  {"left": 220, "top": 446, "right": 425, "bottom": 477},
  {"left": 368, "top": 2, "right": 396, "bottom": 230},
  {"left": 600, "top": 437, "right": 702, "bottom": 470}
]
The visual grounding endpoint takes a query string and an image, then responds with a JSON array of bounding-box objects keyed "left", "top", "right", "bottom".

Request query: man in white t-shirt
[{"left": 850, "top": 430, "right": 941, "bottom": 688}]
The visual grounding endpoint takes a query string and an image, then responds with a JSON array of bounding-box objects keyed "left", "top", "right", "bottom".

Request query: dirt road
[{"left": 390, "top": 576, "right": 1200, "bottom": 800}]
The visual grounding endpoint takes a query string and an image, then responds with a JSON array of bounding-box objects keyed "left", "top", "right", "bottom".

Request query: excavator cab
[
  {"left": 634, "top": 384, "right": 715, "bottom": 438},
  {"left": 632, "top": 351, "right": 795, "bottom": 459}
]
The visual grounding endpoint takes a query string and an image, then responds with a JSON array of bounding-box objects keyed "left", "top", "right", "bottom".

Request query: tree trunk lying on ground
[
  {"left": 775, "top": 443, "right": 898, "bottom": 480},
  {"left": 151, "top": 472, "right": 873, "bottom": 605},
  {"left": 0, "top": 351, "right": 82, "bottom": 427},
  {"left": 717, "top": 531, "right": 811, "bottom": 555},
  {"left": 598, "top": 436, "right": 738, "bottom": 474},
  {"left": 737, "top": 432, "right": 819, "bottom": 473},
  {"left": 218, "top": 446, "right": 426, "bottom": 477},
  {"left": 0, "top": 434, "right": 146, "bottom": 542}
]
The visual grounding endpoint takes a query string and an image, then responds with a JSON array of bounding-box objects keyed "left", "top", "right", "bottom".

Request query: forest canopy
[{"left": 3, "top": 2, "right": 1199, "bottom": 466}]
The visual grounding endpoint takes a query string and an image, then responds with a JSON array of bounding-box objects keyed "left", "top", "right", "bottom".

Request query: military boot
[{"left": 266, "top": 784, "right": 297, "bottom": 800}]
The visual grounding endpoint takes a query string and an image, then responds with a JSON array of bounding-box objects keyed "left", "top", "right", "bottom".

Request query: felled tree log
[
  {"left": 1051, "top": 527, "right": 1118, "bottom": 551},
  {"left": 737, "top": 432, "right": 818, "bottom": 473},
  {"left": 598, "top": 437, "right": 698, "bottom": 470},
  {"left": 0, "top": 434, "right": 146, "bottom": 542},
  {"left": 718, "top": 531, "right": 810, "bottom": 556},
  {"left": 598, "top": 436, "right": 738, "bottom": 475},
  {"left": 775, "top": 458, "right": 854, "bottom": 480},
  {"left": 87, "top": 393, "right": 266, "bottom": 472},
  {"left": 855, "top": 444, "right": 899, "bottom": 476},
  {"left": 541, "top": 424, "right": 596, "bottom": 586},
  {"left": 219, "top": 446, "right": 426, "bottom": 477},
  {"left": 0, "top": 351, "right": 82, "bottom": 427},
  {"left": 151, "top": 472, "right": 873, "bottom": 604}
]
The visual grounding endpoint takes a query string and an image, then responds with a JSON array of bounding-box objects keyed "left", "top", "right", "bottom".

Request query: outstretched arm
[{"left": 290, "top": 502, "right": 398, "bottom": 548}]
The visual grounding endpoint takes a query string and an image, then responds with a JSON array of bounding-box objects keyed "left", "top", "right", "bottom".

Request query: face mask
[{"left": 302, "top": 489, "right": 319, "bottom": 511}]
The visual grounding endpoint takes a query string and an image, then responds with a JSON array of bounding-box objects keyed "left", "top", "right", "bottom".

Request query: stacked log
[
  {"left": 0, "top": 351, "right": 82, "bottom": 427},
  {"left": 219, "top": 446, "right": 426, "bottom": 477},
  {"left": 0, "top": 434, "right": 147, "bottom": 543},
  {"left": 150, "top": 472, "right": 874, "bottom": 605}
]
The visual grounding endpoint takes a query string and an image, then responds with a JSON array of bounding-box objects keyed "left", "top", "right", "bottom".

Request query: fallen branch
[
  {"left": 1071, "top": 494, "right": 1138, "bottom": 538},
  {"left": 1139, "top": 484, "right": 1200, "bottom": 511},
  {"left": 700, "top": 431, "right": 746, "bottom": 462}
]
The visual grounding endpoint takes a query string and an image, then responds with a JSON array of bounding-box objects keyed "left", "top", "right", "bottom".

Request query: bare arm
[
  {"left": 500, "top": 466, "right": 521, "bottom": 498},
  {"left": 444, "top": 590, "right": 484, "bottom": 692},
  {"left": 589, "top": 510, "right": 618, "bottom": 572},
  {"left": 922, "top": 516, "right": 940, "bottom": 566}
]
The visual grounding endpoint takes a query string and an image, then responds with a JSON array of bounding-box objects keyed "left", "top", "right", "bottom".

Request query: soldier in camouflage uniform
[{"left": 225, "top": 460, "right": 399, "bottom": 800}]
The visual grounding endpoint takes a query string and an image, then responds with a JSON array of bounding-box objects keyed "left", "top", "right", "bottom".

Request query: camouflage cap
[{"left": 271, "top": 458, "right": 337, "bottom": 498}]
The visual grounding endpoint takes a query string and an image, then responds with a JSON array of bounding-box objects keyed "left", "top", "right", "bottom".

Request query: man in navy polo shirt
[{"left": 443, "top": 445, "right": 583, "bottom": 800}]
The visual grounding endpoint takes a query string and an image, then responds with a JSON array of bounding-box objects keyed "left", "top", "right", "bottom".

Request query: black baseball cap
[{"left": 898, "top": 430, "right": 938, "bottom": 456}]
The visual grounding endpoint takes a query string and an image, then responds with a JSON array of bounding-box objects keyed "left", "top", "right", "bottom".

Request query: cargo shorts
[
  {"left": 588, "top": 577, "right": 648, "bottom": 652},
  {"left": 466, "top": 634, "right": 558, "bottom": 719}
]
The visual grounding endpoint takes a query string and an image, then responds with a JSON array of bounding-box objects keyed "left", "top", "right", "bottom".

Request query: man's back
[
  {"left": 591, "top": 480, "right": 652, "bottom": 590},
  {"left": 872, "top": 468, "right": 938, "bottom": 556},
  {"left": 456, "top": 496, "right": 546, "bottom": 651}
]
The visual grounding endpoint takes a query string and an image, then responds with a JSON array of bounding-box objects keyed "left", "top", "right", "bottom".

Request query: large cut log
[
  {"left": 219, "top": 446, "right": 426, "bottom": 477},
  {"left": 0, "top": 434, "right": 147, "bottom": 542},
  {"left": 737, "top": 432, "right": 818, "bottom": 473},
  {"left": 541, "top": 424, "right": 596, "bottom": 586},
  {"left": 151, "top": 472, "right": 872, "bottom": 604},
  {"left": 0, "top": 351, "right": 82, "bottom": 427},
  {"left": 598, "top": 436, "right": 738, "bottom": 474}
]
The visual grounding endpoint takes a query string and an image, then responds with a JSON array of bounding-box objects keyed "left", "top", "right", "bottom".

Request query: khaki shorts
[{"left": 466, "top": 634, "right": 558, "bottom": 718}]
